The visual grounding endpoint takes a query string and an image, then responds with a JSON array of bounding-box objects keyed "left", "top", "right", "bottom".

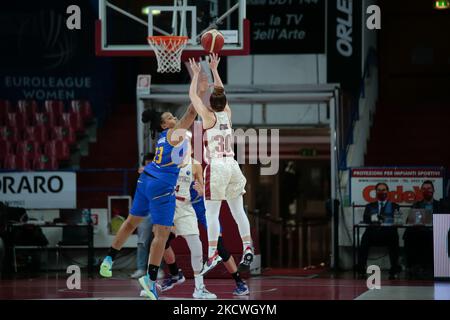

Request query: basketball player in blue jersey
[
  {"left": 150, "top": 154, "right": 249, "bottom": 297},
  {"left": 99, "top": 77, "right": 209, "bottom": 300}
]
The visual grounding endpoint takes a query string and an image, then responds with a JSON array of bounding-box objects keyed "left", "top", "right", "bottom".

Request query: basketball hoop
[{"left": 147, "top": 36, "right": 189, "bottom": 73}]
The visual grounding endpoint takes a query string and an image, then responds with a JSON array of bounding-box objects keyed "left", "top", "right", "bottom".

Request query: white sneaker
[
  {"left": 199, "top": 251, "right": 222, "bottom": 276},
  {"left": 193, "top": 285, "right": 217, "bottom": 299},
  {"left": 238, "top": 246, "right": 254, "bottom": 272}
]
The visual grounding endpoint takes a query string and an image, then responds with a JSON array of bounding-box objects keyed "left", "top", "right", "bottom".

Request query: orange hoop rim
[{"left": 147, "top": 35, "right": 189, "bottom": 44}]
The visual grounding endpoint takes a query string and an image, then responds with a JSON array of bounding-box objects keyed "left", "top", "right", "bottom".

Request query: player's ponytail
[
  {"left": 210, "top": 86, "right": 227, "bottom": 112},
  {"left": 141, "top": 109, "right": 163, "bottom": 138}
]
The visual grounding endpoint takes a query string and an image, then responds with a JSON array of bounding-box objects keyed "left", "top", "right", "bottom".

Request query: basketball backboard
[{"left": 96, "top": 0, "right": 249, "bottom": 58}]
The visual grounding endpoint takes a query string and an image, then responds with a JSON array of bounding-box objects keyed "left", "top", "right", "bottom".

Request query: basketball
[{"left": 201, "top": 29, "right": 225, "bottom": 54}]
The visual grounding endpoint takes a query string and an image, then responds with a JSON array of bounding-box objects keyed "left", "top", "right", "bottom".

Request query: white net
[{"left": 147, "top": 36, "right": 188, "bottom": 73}]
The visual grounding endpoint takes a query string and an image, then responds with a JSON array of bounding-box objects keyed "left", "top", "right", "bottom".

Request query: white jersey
[
  {"left": 175, "top": 162, "right": 193, "bottom": 202},
  {"left": 173, "top": 160, "right": 199, "bottom": 236},
  {"left": 204, "top": 111, "right": 234, "bottom": 162}
]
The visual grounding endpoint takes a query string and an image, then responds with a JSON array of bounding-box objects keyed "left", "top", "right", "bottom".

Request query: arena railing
[{"left": 248, "top": 210, "right": 330, "bottom": 269}]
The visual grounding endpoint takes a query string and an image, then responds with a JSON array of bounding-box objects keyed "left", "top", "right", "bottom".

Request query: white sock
[
  {"left": 242, "top": 240, "right": 252, "bottom": 251},
  {"left": 226, "top": 195, "right": 252, "bottom": 241},
  {"left": 208, "top": 246, "right": 217, "bottom": 258},
  {"left": 194, "top": 275, "right": 204, "bottom": 290},
  {"left": 205, "top": 200, "right": 222, "bottom": 257}
]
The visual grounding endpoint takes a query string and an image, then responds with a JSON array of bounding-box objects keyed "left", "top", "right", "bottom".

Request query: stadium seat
[
  {"left": 44, "top": 100, "right": 65, "bottom": 118},
  {"left": 50, "top": 126, "right": 76, "bottom": 146},
  {"left": 6, "top": 112, "right": 28, "bottom": 129},
  {"left": 61, "top": 112, "right": 85, "bottom": 135},
  {"left": 44, "top": 140, "right": 70, "bottom": 161},
  {"left": 70, "top": 100, "right": 93, "bottom": 123},
  {"left": 24, "top": 125, "right": 49, "bottom": 144},
  {"left": 0, "top": 100, "right": 13, "bottom": 125},
  {"left": 16, "top": 140, "right": 42, "bottom": 159},
  {"left": 32, "top": 112, "right": 58, "bottom": 128},
  {"left": 3, "top": 154, "right": 31, "bottom": 171},
  {"left": 17, "top": 100, "right": 39, "bottom": 122},
  {"left": 0, "top": 126, "right": 20, "bottom": 143},
  {"left": 32, "top": 154, "right": 59, "bottom": 170},
  {"left": 0, "top": 140, "right": 12, "bottom": 164}
]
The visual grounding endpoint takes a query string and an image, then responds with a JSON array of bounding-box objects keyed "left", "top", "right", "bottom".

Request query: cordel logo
[{"left": 363, "top": 185, "right": 423, "bottom": 203}]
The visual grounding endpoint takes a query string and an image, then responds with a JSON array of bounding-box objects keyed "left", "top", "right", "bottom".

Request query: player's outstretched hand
[
  {"left": 208, "top": 53, "right": 220, "bottom": 71},
  {"left": 189, "top": 58, "right": 202, "bottom": 75}
]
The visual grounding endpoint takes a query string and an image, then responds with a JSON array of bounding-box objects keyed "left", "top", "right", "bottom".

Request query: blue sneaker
[
  {"left": 138, "top": 275, "right": 159, "bottom": 300},
  {"left": 99, "top": 256, "right": 113, "bottom": 278},
  {"left": 233, "top": 281, "right": 249, "bottom": 296},
  {"left": 160, "top": 269, "right": 185, "bottom": 292}
]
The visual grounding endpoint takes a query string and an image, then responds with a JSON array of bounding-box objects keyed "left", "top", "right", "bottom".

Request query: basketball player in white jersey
[{"left": 188, "top": 54, "right": 254, "bottom": 275}]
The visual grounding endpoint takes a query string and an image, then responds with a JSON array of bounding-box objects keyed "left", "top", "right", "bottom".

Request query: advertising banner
[
  {"left": 0, "top": 172, "right": 76, "bottom": 209},
  {"left": 350, "top": 167, "right": 445, "bottom": 205}
]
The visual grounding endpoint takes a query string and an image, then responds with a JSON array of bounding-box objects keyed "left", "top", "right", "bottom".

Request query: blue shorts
[{"left": 130, "top": 172, "right": 176, "bottom": 227}]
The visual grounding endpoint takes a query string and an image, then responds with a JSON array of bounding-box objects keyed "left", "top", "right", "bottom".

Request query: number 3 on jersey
[
  {"left": 154, "top": 146, "right": 164, "bottom": 164},
  {"left": 214, "top": 134, "right": 232, "bottom": 153}
]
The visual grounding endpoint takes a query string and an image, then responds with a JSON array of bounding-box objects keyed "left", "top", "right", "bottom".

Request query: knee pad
[
  {"left": 165, "top": 232, "right": 175, "bottom": 249},
  {"left": 217, "top": 236, "right": 231, "bottom": 262}
]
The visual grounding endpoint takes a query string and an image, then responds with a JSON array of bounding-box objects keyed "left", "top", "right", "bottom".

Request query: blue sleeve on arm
[{"left": 193, "top": 200, "right": 208, "bottom": 230}]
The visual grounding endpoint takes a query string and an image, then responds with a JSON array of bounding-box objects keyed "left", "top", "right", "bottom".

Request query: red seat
[
  {"left": 50, "top": 126, "right": 76, "bottom": 146},
  {"left": 17, "top": 100, "right": 39, "bottom": 122},
  {"left": 70, "top": 100, "right": 93, "bottom": 123},
  {"left": 0, "top": 126, "right": 20, "bottom": 143},
  {"left": 61, "top": 112, "right": 85, "bottom": 134},
  {"left": 0, "top": 140, "right": 12, "bottom": 163},
  {"left": 32, "top": 112, "right": 58, "bottom": 128},
  {"left": 32, "top": 154, "right": 59, "bottom": 170},
  {"left": 24, "top": 125, "right": 49, "bottom": 144},
  {"left": 16, "top": 140, "right": 42, "bottom": 159},
  {"left": 44, "top": 140, "right": 70, "bottom": 161},
  {"left": 44, "top": 100, "right": 65, "bottom": 118},
  {"left": 0, "top": 100, "right": 13, "bottom": 125},
  {"left": 6, "top": 112, "right": 28, "bottom": 129},
  {"left": 3, "top": 154, "right": 31, "bottom": 171}
]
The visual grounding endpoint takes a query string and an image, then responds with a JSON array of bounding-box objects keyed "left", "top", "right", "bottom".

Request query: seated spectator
[
  {"left": 357, "top": 183, "right": 402, "bottom": 279},
  {"left": 403, "top": 180, "right": 439, "bottom": 279}
]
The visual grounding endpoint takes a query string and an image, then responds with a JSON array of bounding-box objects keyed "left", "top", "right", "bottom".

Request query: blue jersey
[{"left": 144, "top": 129, "right": 187, "bottom": 186}]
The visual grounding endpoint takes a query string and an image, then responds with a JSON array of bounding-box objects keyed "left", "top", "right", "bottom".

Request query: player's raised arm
[
  {"left": 209, "top": 53, "right": 231, "bottom": 116},
  {"left": 170, "top": 73, "right": 210, "bottom": 145},
  {"left": 188, "top": 58, "right": 212, "bottom": 120},
  {"left": 209, "top": 53, "right": 224, "bottom": 88},
  {"left": 175, "top": 104, "right": 197, "bottom": 130}
]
